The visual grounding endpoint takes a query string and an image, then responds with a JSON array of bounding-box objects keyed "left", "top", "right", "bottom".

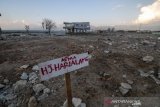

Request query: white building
[{"left": 63, "top": 22, "right": 90, "bottom": 33}]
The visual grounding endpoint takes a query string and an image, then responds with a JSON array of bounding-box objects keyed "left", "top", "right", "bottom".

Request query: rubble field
[{"left": 0, "top": 33, "right": 160, "bottom": 107}]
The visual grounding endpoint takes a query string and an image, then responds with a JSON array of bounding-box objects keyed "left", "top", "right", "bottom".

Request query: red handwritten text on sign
[{"left": 38, "top": 53, "right": 89, "bottom": 80}]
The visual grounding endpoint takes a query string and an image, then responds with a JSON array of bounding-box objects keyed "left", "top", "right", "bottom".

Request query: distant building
[{"left": 63, "top": 22, "right": 90, "bottom": 33}]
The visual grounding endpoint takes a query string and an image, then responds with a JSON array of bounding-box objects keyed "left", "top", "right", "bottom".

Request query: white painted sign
[{"left": 38, "top": 53, "right": 89, "bottom": 80}]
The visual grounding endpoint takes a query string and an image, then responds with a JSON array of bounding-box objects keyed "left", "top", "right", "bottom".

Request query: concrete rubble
[
  {"left": 4, "top": 93, "right": 17, "bottom": 101},
  {"left": 8, "top": 103, "right": 16, "bottom": 107},
  {"left": 62, "top": 100, "right": 68, "bottom": 107},
  {"left": 33, "top": 83, "right": 46, "bottom": 95},
  {"left": 139, "top": 70, "right": 151, "bottom": 77},
  {"left": 20, "top": 64, "right": 29, "bottom": 69},
  {"left": 120, "top": 83, "right": 132, "bottom": 89},
  {"left": 104, "top": 41, "right": 112, "bottom": 45},
  {"left": 142, "top": 56, "right": 154, "bottom": 63},
  {"left": 122, "top": 74, "right": 127, "bottom": 78},
  {"left": 37, "top": 93, "right": 48, "bottom": 101},
  {"left": 29, "top": 72, "right": 38, "bottom": 84},
  {"left": 32, "top": 65, "right": 39, "bottom": 71},
  {"left": 20, "top": 72, "right": 28, "bottom": 80},
  {"left": 119, "top": 86, "right": 129, "bottom": 95},
  {"left": 28, "top": 96, "right": 37, "bottom": 107},
  {"left": 119, "top": 82, "right": 132, "bottom": 95},
  {"left": 0, "top": 68, "right": 51, "bottom": 107},
  {"left": 150, "top": 75, "right": 160, "bottom": 85},
  {"left": 141, "top": 40, "right": 156, "bottom": 46},
  {"left": 139, "top": 70, "right": 154, "bottom": 77},
  {"left": 104, "top": 50, "right": 110, "bottom": 54},
  {"left": 3, "top": 79, "right": 9, "bottom": 84},
  {"left": 13, "top": 80, "right": 27, "bottom": 92},
  {"left": 139, "top": 69, "right": 160, "bottom": 85},
  {"left": 141, "top": 40, "right": 150, "bottom": 45},
  {"left": 43, "top": 88, "right": 50, "bottom": 94},
  {"left": 127, "top": 80, "right": 133, "bottom": 84},
  {"left": 0, "top": 90, "right": 17, "bottom": 104},
  {"left": 89, "top": 45, "right": 94, "bottom": 49},
  {"left": 72, "top": 97, "right": 82, "bottom": 107},
  {"left": 80, "top": 103, "right": 86, "bottom": 107},
  {"left": 102, "top": 73, "right": 111, "bottom": 80},
  {"left": 63, "top": 97, "right": 86, "bottom": 107}
]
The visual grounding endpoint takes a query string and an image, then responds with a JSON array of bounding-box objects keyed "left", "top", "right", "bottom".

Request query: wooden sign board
[{"left": 38, "top": 53, "right": 89, "bottom": 80}]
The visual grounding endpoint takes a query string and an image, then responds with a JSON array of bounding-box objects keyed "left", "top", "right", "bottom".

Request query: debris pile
[
  {"left": 0, "top": 64, "right": 51, "bottom": 107},
  {"left": 0, "top": 33, "right": 160, "bottom": 106}
]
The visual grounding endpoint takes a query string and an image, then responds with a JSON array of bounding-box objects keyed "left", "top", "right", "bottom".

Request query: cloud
[{"left": 135, "top": 0, "right": 160, "bottom": 24}]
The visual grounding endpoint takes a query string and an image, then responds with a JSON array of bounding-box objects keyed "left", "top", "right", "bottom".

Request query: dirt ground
[{"left": 0, "top": 33, "right": 160, "bottom": 107}]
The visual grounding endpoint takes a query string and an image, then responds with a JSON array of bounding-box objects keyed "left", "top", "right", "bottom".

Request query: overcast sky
[{"left": 0, "top": 0, "right": 160, "bottom": 30}]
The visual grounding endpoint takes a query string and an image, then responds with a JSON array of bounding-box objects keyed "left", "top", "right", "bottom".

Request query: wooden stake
[{"left": 65, "top": 73, "right": 72, "bottom": 107}]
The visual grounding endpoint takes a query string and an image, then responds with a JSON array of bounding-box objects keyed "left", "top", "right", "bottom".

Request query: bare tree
[
  {"left": 107, "top": 28, "right": 111, "bottom": 32},
  {"left": 25, "top": 25, "right": 30, "bottom": 34},
  {"left": 42, "top": 18, "right": 56, "bottom": 35},
  {"left": 42, "top": 22, "right": 44, "bottom": 30},
  {"left": 111, "top": 27, "right": 115, "bottom": 32}
]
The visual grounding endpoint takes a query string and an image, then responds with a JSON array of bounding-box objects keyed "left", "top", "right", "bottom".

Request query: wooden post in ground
[{"left": 65, "top": 73, "right": 72, "bottom": 107}]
